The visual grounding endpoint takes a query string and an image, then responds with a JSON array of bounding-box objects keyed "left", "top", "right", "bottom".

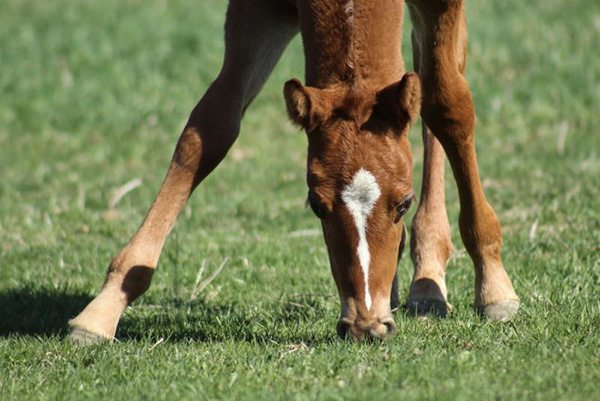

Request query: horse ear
[
  {"left": 283, "top": 79, "right": 327, "bottom": 131},
  {"left": 284, "top": 79, "right": 311, "bottom": 126},
  {"left": 375, "top": 72, "right": 422, "bottom": 129}
]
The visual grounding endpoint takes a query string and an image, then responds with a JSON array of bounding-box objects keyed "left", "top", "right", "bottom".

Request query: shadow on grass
[
  {"left": 0, "top": 286, "right": 93, "bottom": 337},
  {"left": 0, "top": 285, "right": 335, "bottom": 344},
  {"left": 117, "top": 296, "right": 335, "bottom": 345}
]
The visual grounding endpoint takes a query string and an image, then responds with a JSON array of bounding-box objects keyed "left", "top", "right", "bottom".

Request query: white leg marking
[{"left": 341, "top": 168, "right": 381, "bottom": 310}]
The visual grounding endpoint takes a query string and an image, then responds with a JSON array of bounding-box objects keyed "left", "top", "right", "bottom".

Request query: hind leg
[
  {"left": 69, "top": 0, "right": 299, "bottom": 343},
  {"left": 409, "top": 0, "right": 518, "bottom": 320}
]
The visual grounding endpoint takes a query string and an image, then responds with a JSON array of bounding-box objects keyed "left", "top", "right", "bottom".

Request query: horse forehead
[
  {"left": 339, "top": 87, "right": 375, "bottom": 117},
  {"left": 341, "top": 168, "right": 381, "bottom": 213}
]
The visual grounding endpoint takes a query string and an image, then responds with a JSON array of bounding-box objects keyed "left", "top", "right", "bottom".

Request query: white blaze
[{"left": 341, "top": 168, "right": 381, "bottom": 310}]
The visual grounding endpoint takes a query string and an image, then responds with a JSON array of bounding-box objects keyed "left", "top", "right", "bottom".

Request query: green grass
[{"left": 1, "top": 0, "right": 599, "bottom": 399}]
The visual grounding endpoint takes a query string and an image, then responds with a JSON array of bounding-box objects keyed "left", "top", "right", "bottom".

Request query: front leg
[
  {"left": 409, "top": 0, "right": 519, "bottom": 320},
  {"left": 405, "top": 27, "right": 453, "bottom": 317},
  {"left": 390, "top": 224, "right": 408, "bottom": 312},
  {"left": 407, "top": 123, "right": 453, "bottom": 317},
  {"left": 69, "top": 0, "right": 299, "bottom": 343},
  {"left": 70, "top": 82, "right": 250, "bottom": 343}
]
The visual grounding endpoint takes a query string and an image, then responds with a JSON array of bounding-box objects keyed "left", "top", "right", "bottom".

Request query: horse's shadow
[
  {"left": 0, "top": 286, "right": 93, "bottom": 337},
  {"left": 0, "top": 286, "right": 335, "bottom": 344}
]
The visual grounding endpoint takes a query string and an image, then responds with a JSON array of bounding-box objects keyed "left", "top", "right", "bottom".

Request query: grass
[{"left": 1, "top": 0, "right": 599, "bottom": 399}]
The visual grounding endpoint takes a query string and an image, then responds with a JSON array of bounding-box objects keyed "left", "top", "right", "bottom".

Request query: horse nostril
[
  {"left": 336, "top": 320, "right": 351, "bottom": 339},
  {"left": 383, "top": 320, "right": 396, "bottom": 337}
]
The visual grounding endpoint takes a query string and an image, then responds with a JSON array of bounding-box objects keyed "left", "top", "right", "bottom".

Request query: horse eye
[
  {"left": 309, "top": 199, "right": 326, "bottom": 219},
  {"left": 394, "top": 195, "right": 414, "bottom": 224},
  {"left": 308, "top": 193, "right": 326, "bottom": 219}
]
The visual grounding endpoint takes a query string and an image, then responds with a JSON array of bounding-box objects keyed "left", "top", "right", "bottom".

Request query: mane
[
  {"left": 303, "top": 0, "right": 403, "bottom": 89},
  {"left": 343, "top": 0, "right": 356, "bottom": 81},
  {"left": 303, "top": 0, "right": 357, "bottom": 86}
]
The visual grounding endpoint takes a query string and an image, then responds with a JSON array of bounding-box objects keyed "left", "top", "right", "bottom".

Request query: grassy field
[{"left": 1, "top": 0, "right": 599, "bottom": 399}]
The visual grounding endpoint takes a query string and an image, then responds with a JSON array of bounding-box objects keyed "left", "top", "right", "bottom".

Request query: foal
[{"left": 70, "top": 0, "right": 519, "bottom": 343}]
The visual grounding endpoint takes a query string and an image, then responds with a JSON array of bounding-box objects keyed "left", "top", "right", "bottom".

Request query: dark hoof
[
  {"left": 476, "top": 300, "right": 519, "bottom": 321},
  {"left": 69, "top": 327, "right": 111, "bottom": 346},
  {"left": 404, "top": 299, "right": 448, "bottom": 318}
]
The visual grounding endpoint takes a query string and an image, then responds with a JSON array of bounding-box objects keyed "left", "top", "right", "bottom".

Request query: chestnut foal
[{"left": 69, "top": 0, "right": 519, "bottom": 343}]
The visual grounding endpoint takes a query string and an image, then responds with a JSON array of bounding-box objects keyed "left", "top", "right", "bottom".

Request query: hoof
[
  {"left": 476, "top": 300, "right": 519, "bottom": 321},
  {"left": 69, "top": 326, "right": 112, "bottom": 346},
  {"left": 404, "top": 299, "right": 449, "bottom": 318}
]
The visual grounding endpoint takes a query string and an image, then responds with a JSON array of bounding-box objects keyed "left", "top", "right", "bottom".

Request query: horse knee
[
  {"left": 174, "top": 124, "right": 239, "bottom": 174},
  {"left": 174, "top": 83, "right": 243, "bottom": 175}
]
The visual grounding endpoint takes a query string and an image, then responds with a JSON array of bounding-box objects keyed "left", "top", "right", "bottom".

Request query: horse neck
[{"left": 298, "top": 0, "right": 406, "bottom": 90}]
